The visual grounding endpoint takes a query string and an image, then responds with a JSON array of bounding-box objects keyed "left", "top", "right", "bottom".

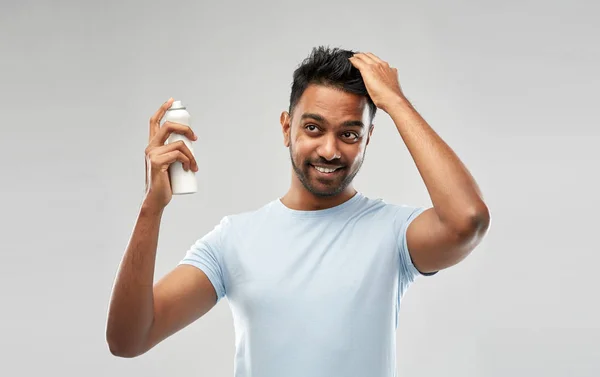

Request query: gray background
[{"left": 1, "top": 0, "right": 598, "bottom": 376}]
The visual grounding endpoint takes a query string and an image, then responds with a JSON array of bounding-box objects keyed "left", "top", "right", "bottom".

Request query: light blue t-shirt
[{"left": 179, "top": 191, "right": 434, "bottom": 377}]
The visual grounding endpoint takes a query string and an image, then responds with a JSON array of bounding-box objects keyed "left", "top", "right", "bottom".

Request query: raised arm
[
  {"left": 105, "top": 99, "right": 217, "bottom": 357},
  {"left": 105, "top": 203, "right": 218, "bottom": 357},
  {"left": 349, "top": 53, "right": 491, "bottom": 274}
]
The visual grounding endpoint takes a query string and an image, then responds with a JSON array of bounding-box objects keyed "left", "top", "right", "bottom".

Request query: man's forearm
[
  {"left": 385, "top": 96, "right": 489, "bottom": 232},
  {"left": 106, "top": 201, "right": 164, "bottom": 356}
]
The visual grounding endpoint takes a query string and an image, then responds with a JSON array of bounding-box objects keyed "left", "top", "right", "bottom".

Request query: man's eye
[
  {"left": 305, "top": 124, "right": 318, "bottom": 131},
  {"left": 342, "top": 132, "right": 359, "bottom": 139}
]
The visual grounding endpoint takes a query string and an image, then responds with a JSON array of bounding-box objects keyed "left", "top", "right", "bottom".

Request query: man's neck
[{"left": 280, "top": 185, "right": 357, "bottom": 211}]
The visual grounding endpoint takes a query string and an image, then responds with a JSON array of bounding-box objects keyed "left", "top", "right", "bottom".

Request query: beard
[{"left": 288, "top": 141, "right": 364, "bottom": 198}]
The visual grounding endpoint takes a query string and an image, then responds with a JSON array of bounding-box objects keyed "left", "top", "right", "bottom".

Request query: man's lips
[{"left": 310, "top": 164, "right": 345, "bottom": 175}]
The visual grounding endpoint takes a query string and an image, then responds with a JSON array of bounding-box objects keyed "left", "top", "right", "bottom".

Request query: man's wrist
[
  {"left": 381, "top": 94, "right": 412, "bottom": 115},
  {"left": 140, "top": 198, "right": 165, "bottom": 217}
]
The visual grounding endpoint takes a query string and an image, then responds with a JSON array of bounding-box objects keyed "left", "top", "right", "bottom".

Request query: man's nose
[{"left": 318, "top": 135, "right": 341, "bottom": 161}]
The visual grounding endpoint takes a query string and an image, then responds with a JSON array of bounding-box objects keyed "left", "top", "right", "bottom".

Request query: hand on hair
[{"left": 348, "top": 52, "right": 405, "bottom": 113}]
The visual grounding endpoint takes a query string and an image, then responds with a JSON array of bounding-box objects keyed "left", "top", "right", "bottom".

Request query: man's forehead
[{"left": 296, "top": 85, "right": 369, "bottom": 118}]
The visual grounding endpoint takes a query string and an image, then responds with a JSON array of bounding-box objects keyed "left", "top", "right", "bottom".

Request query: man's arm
[
  {"left": 106, "top": 98, "right": 219, "bottom": 357},
  {"left": 105, "top": 202, "right": 218, "bottom": 358},
  {"left": 349, "top": 53, "right": 491, "bottom": 274},
  {"left": 388, "top": 99, "right": 490, "bottom": 273},
  {"left": 143, "top": 264, "right": 218, "bottom": 354}
]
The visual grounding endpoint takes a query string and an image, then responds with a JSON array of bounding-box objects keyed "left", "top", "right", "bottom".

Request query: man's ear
[
  {"left": 366, "top": 124, "right": 375, "bottom": 146},
  {"left": 280, "top": 111, "right": 291, "bottom": 147}
]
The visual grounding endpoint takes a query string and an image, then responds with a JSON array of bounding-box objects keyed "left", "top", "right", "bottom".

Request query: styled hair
[{"left": 288, "top": 46, "right": 377, "bottom": 122}]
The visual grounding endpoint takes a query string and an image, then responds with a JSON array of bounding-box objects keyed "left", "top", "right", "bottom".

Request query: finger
[
  {"left": 154, "top": 150, "right": 192, "bottom": 171},
  {"left": 150, "top": 144, "right": 194, "bottom": 171},
  {"left": 352, "top": 52, "right": 377, "bottom": 65},
  {"left": 348, "top": 54, "right": 367, "bottom": 69},
  {"left": 151, "top": 141, "right": 198, "bottom": 171},
  {"left": 169, "top": 140, "right": 198, "bottom": 171},
  {"left": 149, "top": 121, "right": 197, "bottom": 147},
  {"left": 149, "top": 98, "right": 174, "bottom": 142},
  {"left": 364, "top": 52, "right": 387, "bottom": 66}
]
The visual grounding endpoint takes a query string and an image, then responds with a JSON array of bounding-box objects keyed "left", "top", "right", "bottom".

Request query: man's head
[{"left": 280, "top": 46, "right": 376, "bottom": 198}]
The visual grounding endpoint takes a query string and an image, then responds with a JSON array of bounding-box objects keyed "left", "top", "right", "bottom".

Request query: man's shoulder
[
  {"left": 352, "top": 193, "right": 428, "bottom": 231},
  {"left": 214, "top": 199, "right": 279, "bottom": 231},
  {"left": 355, "top": 192, "right": 421, "bottom": 215}
]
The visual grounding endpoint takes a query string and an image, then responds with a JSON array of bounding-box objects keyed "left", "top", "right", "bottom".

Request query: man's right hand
[{"left": 144, "top": 98, "right": 198, "bottom": 209}]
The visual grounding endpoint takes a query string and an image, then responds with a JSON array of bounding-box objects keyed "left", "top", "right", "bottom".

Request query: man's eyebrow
[
  {"left": 300, "top": 113, "right": 326, "bottom": 123},
  {"left": 300, "top": 113, "right": 364, "bottom": 128},
  {"left": 341, "top": 120, "right": 365, "bottom": 128}
]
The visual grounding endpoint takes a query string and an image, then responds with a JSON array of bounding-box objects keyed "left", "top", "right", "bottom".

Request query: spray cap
[{"left": 169, "top": 100, "right": 186, "bottom": 110}]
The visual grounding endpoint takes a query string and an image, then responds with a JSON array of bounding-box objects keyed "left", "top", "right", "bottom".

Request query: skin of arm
[{"left": 106, "top": 201, "right": 218, "bottom": 357}]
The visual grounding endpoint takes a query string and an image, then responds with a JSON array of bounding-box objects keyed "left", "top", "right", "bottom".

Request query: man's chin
[
  {"left": 305, "top": 180, "right": 346, "bottom": 197},
  {"left": 308, "top": 189, "right": 341, "bottom": 198}
]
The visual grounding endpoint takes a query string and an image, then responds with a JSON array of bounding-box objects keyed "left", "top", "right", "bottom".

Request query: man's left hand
[{"left": 349, "top": 52, "right": 405, "bottom": 113}]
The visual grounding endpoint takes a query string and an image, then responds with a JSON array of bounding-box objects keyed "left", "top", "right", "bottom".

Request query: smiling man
[
  {"left": 106, "top": 46, "right": 491, "bottom": 377},
  {"left": 284, "top": 93, "right": 370, "bottom": 202}
]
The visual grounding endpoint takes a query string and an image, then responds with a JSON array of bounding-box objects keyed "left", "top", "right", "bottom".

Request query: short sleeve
[
  {"left": 178, "top": 216, "right": 229, "bottom": 303},
  {"left": 394, "top": 206, "right": 436, "bottom": 287}
]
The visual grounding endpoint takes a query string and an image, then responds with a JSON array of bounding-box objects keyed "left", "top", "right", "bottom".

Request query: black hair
[{"left": 288, "top": 46, "right": 377, "bottom": 122}]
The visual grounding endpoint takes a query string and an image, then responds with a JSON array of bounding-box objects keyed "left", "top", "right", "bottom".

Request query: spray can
[{"left": 164, "top": 100, "right": 198, "bottom": 195}]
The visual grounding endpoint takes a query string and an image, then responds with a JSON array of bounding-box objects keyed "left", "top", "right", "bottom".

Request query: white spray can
[{"left": 164, "top": 100, "right": 198, "bottom": 195}]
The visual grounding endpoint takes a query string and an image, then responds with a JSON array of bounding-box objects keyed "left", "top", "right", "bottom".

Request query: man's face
[{"left": 280, "top": 84, "right": 374, "bottom": 197}]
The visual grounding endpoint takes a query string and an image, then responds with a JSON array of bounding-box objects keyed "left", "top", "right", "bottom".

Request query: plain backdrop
[{"left": 1, "top": 0, "right": 598, "bottom": 376}]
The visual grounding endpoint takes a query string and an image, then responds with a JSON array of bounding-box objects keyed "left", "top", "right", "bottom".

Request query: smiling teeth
[{"left": 314, "top": 166, "right": 338, "bottom": 173}]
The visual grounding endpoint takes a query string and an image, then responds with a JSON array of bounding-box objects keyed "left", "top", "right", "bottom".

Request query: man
[{"left": 106, "top": 46, "right": 490, "bottom": 376}]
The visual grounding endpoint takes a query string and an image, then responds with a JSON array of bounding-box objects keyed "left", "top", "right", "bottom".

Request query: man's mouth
[{"left": 311, "top": 164, "right": 344, "bottom": 175}]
